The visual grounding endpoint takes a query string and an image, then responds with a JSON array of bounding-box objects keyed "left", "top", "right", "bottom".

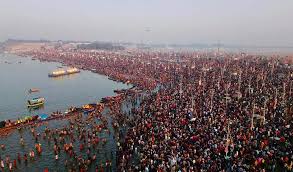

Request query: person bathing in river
[
  {"left": 17, "top": 153, "right": 21, "bottom": 163},
  {"left": 0, "top": 159, "right": 4, "bottom": 170},
  {"left": 20, "top": 136, "right": 24, "bottom": 146}
]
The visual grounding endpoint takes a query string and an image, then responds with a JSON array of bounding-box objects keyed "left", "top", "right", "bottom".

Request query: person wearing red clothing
[{"left": 13, "top": 159, "right": 17, "bottom": 169}]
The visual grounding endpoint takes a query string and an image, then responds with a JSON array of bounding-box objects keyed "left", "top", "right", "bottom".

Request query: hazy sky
[{"left": 1, "top": 0, "right": 292, "bottom": 46}]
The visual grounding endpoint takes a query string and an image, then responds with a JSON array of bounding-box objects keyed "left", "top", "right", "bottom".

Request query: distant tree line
[
  {"left": 77, "top": 42, "right": 125, "bottom": 50},
  {"left": 0, "top": 42, "right": 4, "bottom": 52},
  {"left": 5, "top": 39, "right": 50, "bottom": 43}
]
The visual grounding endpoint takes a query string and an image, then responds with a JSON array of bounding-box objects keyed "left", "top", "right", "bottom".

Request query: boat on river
[
  {"left": 28, "top": 88, "right": 40, "bottom": 93},
  {"left": 48, "top": 67, "right": 80, "bottom": 77},
  {"left": 27, "top": 97, "right": 45, "bottom": 108},
  {"left": 82, "top": 104, "right": 95, "bottom": 113}
]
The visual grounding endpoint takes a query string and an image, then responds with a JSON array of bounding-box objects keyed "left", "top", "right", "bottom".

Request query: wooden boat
[
  {"left": 101, "top": 97, "right": 111, "bottom": 103},
  {"left": 114, "top": 89, "right": 127, "bottom": 94},
  {"left": 108, "top": 77, "right": 119, "bottom": 82},
  {"left": 29, "top": 88, "right": 40, "bottom": 93},
  {"left": 82, "top": 104, "right": 95, "bottom": 113},
  {"left": 27, "top": 97, "right": 45, "bottom": 108}
]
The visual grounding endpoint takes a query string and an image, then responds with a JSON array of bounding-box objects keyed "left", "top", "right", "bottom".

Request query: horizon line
[{"left": 2, "top": 38, "right": 293, "bottom": 49}]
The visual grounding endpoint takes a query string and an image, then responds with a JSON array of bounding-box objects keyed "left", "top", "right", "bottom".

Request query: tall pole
[
  {"left": 274, "top": 88, "right": 278, "bottom": 118},
  {"left": 179, "top": 82, "right": 183, "bottom": 99},
  {"left": 263, "top": 98, "right": 267, "bottom": 124},
  {"left": 227, "top": 120, "right": 230, "bottom": 143},
  {"left": 191, "top": 95, "right": 195, "bottom": 110},
  {"left": 271, "top": 62, "right": 274, "bottom": 76},
  {"left": 251, "top": 101, "right": 255, "bottom": 130},
  {"left": 248, "top": 76, "right": 252, "bottom": 97},
  {"left": 238, "top": 71, "right": 242, "bottom": 100},
  {"left": 262, "top": 70, "right": 266, "bottom": 91},
  {"left": 210, "top": 89, "right": 214, "bottom": 113},
  {"left": 255, "top": 72, "right": 258, "bottom": 90},
  {"left": 199, "top": 72, "right": 202, "bottom": 86},
  {"left": 225, "top": 85, "right": 229, "bottom": 109},
  {"left": 238, "top": 71, "right": 241, "bottom": 92},
  {"left": 225, "top": 119, "right": 230, "bottom": 156},
  {"left": 283, "top": 82, "right": 286, "bottom": 103},
  {"left": 245, "top": 61, "right": 248, "bottom": 78},
  {"left": 289, "top": 73, "right": 292, "bottom": 97},
  {"left": 274, "top": 88, "right": 278, "bottom": 109},
  {"left": 289, "top": 81, "right": 292, "bottom": 97},
  {"left": 217, "top": 40, "right": 220, "bottom": 57}
]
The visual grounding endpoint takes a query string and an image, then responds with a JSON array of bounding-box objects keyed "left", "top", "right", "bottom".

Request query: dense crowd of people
[
  {"left": 0, "top": 48, "right": 292, "bottom": 171},
  {"left": 114, "top": 54, "right": 293, "bottom": 171},
  {"left": 0, "top": 90, "right": 141, "bottom": 171}
]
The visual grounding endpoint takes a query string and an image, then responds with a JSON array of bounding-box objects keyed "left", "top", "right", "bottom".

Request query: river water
[
  {"left": 0, "top": 54, "right": 130, "bottom": 121},
  {"left": 0, "top": 53, "right": 133, "bottom": 171}
]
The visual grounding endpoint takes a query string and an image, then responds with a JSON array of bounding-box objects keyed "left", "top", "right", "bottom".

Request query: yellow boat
[{"left": 48, "top": 67, "right": 80, "bottom": 77}]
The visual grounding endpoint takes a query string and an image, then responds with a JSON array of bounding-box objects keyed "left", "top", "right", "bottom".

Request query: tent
[{"left": 39, "top": 114, "right": 49, "bottom": 120}]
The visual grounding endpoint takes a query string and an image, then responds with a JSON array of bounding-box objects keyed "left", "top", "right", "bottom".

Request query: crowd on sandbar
[{"left": 0, "top": 49, "right": 292, "bottom": 171}]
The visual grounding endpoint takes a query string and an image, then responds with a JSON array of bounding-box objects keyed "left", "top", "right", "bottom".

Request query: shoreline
[
  {"left": 15, "top": 50, "right": 158, "bottom": 90},
  {"left": 0, "top": 53, "right": 144, "bottom": 137}
]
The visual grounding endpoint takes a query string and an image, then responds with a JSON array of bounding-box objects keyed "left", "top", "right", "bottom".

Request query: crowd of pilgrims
[
  {"left": 0, "top": 49, "right": 292, "bottom": 171},
  {"left": 0, "top": 91, "right": 140, "bottom": 172}
]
